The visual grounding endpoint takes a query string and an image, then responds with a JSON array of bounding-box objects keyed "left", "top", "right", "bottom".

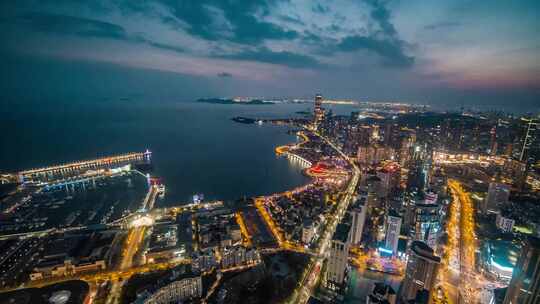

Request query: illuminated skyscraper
[
  {"left": 399, "top": 241, "right": 440, "bottom": 302},
  {"left": 384, "top": 210, "right": 402, "bottom": 256},
  {"left": 483, "top": 182, "right": 510, "bottom": 214},
  {"left": 314, "top": 94, "right": 324, "bottom": 127},
  {"left": 504, "top": 236, "right": 540, "bottom": 304},
  {"left": 327, "top": 223, "right": 351, "bottom": 292},
  {"left": 348, "top": 200, "right": 366, "bottom": 245},
  {"left": 519, "top": 118, "right": 538, "bottom": 163},
  {"left": 412, "top": 201, "right": 441, "bottom": 249},
  {"left": 490, "top": 126, "right": 498, "bottom": 156}
]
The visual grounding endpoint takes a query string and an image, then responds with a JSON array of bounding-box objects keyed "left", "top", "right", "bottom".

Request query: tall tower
[
  {"left": 384, "top": 210, "right": 402, "bottom": 256},
  {"left": 504, "top": 236, "right": 540, "bottom": 304},
  {"left": 490, "top": 126, "right": 498, "bottom": 156},
  {"left": 412, "top": 201, "right": 441, "bottom": 250},
  {"left": 519, "top": 118, "right": 538, "bottom": 163},
  {"left": 483, "top": 182, "right": 510, "bottom": 214},
  {"left": 399, "top": 241, "right": 440, "bottom": 302},
  {"left": 326, "top": 223, "right": 351, "bottom": 292},
  {"left": 314, "top": 94, "right": 324, "bottom": 128},
  {"left": 348, "top": 200, "right": 366, "bottom": 246}
]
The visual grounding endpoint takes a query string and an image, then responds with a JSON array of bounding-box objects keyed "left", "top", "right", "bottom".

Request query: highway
[
  {"left": 235, "top": 212, "right": 253, "bottom": 247},
  {"left": 444, "top": 179, "right": 485, "bottom": 304},
  {"left": 436, "top": 179, "right": 462, "bottom": 304},
  {"left": 105, "top": 185, "right": 158, "bottom": 304},
  {"left": 2, "top": 259, "right": 191, "bottom": 292},
  {"left": 275, "top": 131, "right": 310, "bottom": 155}
]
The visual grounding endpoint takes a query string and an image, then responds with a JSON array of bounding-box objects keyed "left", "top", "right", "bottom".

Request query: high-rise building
[
  {"left": 385, "top": 210, "right": 402, "bottom": 256},
  {"left": 519, "top": 118, "right": 538, "bottom": 164},
  {"left": 406, "top": 147, "right": 430, "bottom": 193},
  {"left": 326, "top": 223, "right": 351, "bottom": 292},
  {"left": 504, "top": 236, "right": 540, "bottom": 304},
  {"left": 502, "top": 159, "right": 527, "bottom": 189},
  {"left": 314, "top": 94, "right": 324, "bottom": 128},
  {"left": 377, "top": 164, "right": 400, "bottom": 197},
  {"left": 412, "top": 201, "right": 441, "bottom": 250},
  {"left": 357, "top": 125, "right": 373, "bottom": 146},
  {"left": 358, "top": 145, "right": 395, "bottom": 166},
  {"left": 399, "top": 241, "right": 440, "bottom": 302},
  {"left": 483, "top": 182, "right": 510, "bottom": 214},
  {"left": 490, "top": 126, "right": 498, "bottom": 156},
  {"left": 365, "top": 175, "right": 383, "bottom": 211},
  {"left": 495, "top": 213, "right": 515, "bottom": 233},
  {"left": 348, "top": 200, "right": 366, "bottom": 246},
  {"left": 428, "top": 168, "right": 447, "bottom": 196},
  {"left": 403, "top": 190, "right": 422, "bottom": 232},
  {"left": 398, "top": 128, "right": 416, "bottom": 167},
  {"left": 367, "top": 282, "right": 397, "bottom": 304}
]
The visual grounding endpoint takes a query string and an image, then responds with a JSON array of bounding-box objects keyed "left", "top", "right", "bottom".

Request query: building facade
[
  {"left": 327, "top": 223, "right": 351, "bottom": 292},
  {"left": 399, "top": 241, "right": 440, "bottom": 302},
  {"left": 504, "top": 236, "right": 540, "bottom": 304},
  {"left": 484, "top": 182, "right": 510, "bottom": 214},
  {"left": 348, "top": 201, "right": 366, "bottom": 246},
  {"left": 385, "top": 211, "right": 402, "bottom": 256}
]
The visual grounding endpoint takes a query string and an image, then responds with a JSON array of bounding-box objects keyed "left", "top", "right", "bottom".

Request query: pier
[{"left": 18, "top": 150, "right": 152, "bottom": 183}]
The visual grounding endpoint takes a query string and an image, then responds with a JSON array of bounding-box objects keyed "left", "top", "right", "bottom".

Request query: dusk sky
[{"left": 1, "top": 0, "right": 539, "bottom": 110}]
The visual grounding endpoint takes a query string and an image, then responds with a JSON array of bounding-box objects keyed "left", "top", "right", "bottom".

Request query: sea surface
[{"left": 1, "top": 100, "right": 357, "bottom": 206}]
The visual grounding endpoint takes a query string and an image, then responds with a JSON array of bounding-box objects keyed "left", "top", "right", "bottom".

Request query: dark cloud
[
  {"left": 16, "top": 12, "right": 128, "bottom": 39},
  {"left": 325, "top": 24, "right": 341, "bottom": 33},
  {"left": 220, "top": 47, "right": 322, "bottom": 69},
  {"left": 9, "top": 12, "right": 186, "bottom": 54},
  {"left": 312, "top": 3, "right": 330, "bottom": 14},
  {"left": 301, "top": 31, "right": 324, "bottom": 43},
  {"left": 364, "top": 0, "right": 397, "bottom": 37},
  {"left": 133, "top": 1, "right": 298, "bottom": 45},
  {"left": 329, "top": 0, "right": 414, "bottom": 68},
  {"left": 424, "top": 21, "right": 461, "bottom": 31},
  {"left": 143, "top": 40, "right": 184, "bottom": 53},
  {"left": 217, "top": 72, "right": 232, "bottom": 78},
  {"left": 279, "top": 14, "right": 305, "bottom": 26},
  {"left": 338, "top": 35, "right": 414, "bottom": 67}
]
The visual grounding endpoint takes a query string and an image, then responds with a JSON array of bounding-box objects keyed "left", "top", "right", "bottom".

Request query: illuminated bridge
[
  {"left": 284, "top": 151, "right": 312, "bottom": 168},
  {"left": 18, "top": 150, "right": 152, "bottom": 183}
]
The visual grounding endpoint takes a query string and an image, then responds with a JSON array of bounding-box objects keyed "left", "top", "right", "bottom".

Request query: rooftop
[
  {"left": 333, "top": 223, "right": 350, "bottom": 243},
  {"left": 411, "top": 241, "right": 441, "bottom": 263}
]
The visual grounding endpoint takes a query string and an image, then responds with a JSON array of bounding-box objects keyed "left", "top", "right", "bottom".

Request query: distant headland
[{"left": 196, "top": 98, "right": 274, "bottom": 105}]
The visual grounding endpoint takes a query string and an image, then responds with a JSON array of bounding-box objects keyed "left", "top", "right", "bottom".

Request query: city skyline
[
  {"left": 1, "top": 92, "right": 539, "bottom": 303},
  {"left": 1, "top": 1, "right": 539, "bottom": 111}
]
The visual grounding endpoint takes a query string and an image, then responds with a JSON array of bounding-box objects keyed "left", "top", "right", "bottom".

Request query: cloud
[
  {"left": 10, "top": 12, "right": 187, "bottom": 54},
  {"left": 325, "top": 0, "right": 414, "bottom": 68},
  {"left": 219, "top": 47, "right": 323, "bottom": 69},
  {"left": 16, "top": 12, "right": 128, "bottom": 39},
  {"left": 217, "top": 72, "right": 232, "bottom": 78},
  {"left": 279, "top": 14, "right": 305, "bottom": 26},
  {"left": 364, "top": 0, "right": 397, "bottom": 37},
  {"left": 312, "top": 3, "right": 330, "bottom": 14},
  {"left": 338, "top": 35, "right": 414, "bottom": 67},
  {"left": 141, "top": 39, "right": 185, "bottom": 54},
  {"left": 424, "top": 21, "right": 461, "bottom": 31},
  {"left": 133, "top": 1, "right": 298, "bottom": 45}
]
